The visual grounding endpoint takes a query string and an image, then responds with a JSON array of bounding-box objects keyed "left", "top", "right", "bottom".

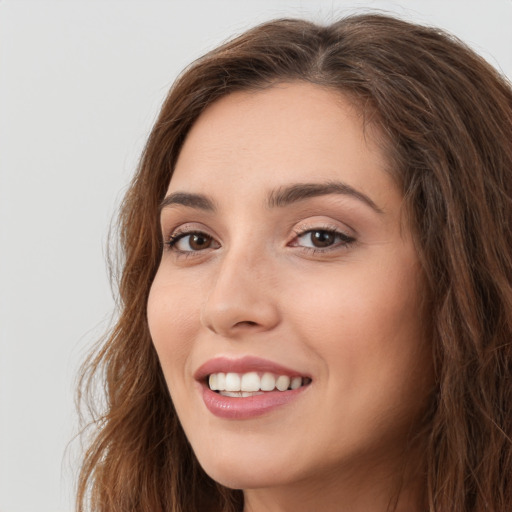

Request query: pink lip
[
  {"left": 194, "top": 355, "right": 309, "bottom": 381},
  {"left": 194, "top": 356, "right": 311, "bottom": 420}
]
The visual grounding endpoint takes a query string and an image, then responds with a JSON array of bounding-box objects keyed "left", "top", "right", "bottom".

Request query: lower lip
[{"left": 201, "top": 383, "right": 308, "bottom": 419}]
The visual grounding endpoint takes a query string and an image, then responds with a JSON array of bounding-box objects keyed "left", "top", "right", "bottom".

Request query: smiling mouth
[{"left": 208, "top": 371, "right": 312, "bottom": 397}]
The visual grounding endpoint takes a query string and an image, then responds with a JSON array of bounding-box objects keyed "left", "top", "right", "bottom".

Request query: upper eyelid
[
  {"left": 294, "top": 223, "right": 347, "bottom": 234},
  {"left": 166, "top": 228, "right": 354, "bottom": 254},
  {"left": 293, "top": 227, "right": 353, "bottom": 239},
  {"left": 163, "top": 221, "right": 217, "bottom": 239},
  {"left": 165, "top": 230, "right": 220, "bottom": 256},
  {"left": 162, "top": 218, "right": 357, "bottom": 243},
  {"left": 292, "top": 220, "right": 356, "bottom": 238},
  {"left": 166, "top": 229, "right": 218, "bottom": 246},
  {"left": 291, "top": 227, "right": 356, "bottom": 246},
  {"left": 165, "top": 229, "right": 353, "bottom": 256},
  {"left": 162, "top": 224, "right": 218, "bottom": 254}
]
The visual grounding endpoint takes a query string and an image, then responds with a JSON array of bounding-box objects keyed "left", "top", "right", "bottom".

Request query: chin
[
  {"left": 204, "top": 468, "right": 290, "bottom": 491},
  {"left": 195, "top": 448, "right": 299, "bottom": 490}
]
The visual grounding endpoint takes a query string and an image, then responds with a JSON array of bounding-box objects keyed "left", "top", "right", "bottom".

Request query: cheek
[
  {"left": 293, "top": 262, "right": 423, "bottom": 341},
  {"left": 289, "top": 260, "right": 430, "bottom": 396},
  {"left": 147, "top": 272, "right": 199, "bottom": 387}
]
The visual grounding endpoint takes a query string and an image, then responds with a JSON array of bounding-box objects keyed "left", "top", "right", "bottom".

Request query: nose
[{"left": 200, "top": 247, "right": 281, "bottom": 337}]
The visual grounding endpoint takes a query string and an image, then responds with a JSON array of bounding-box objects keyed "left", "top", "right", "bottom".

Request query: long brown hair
[{"left": 77, "top": 14, "right": 512, "bottom": 512}]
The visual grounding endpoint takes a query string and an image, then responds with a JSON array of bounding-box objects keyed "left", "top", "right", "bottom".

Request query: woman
[{"left": 77, "top": 13, "right": 512, "bottom": 512}]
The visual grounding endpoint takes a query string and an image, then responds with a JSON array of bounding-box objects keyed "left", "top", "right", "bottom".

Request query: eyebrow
[
  {"left": 159, "top": 180, "right": 383, "bottom": 214},
  {"left": 267, "top": 181, "right": 384, "bottom": 213},
  {"left": 159, "top": 192, "right": 216, "bottom": 212}
]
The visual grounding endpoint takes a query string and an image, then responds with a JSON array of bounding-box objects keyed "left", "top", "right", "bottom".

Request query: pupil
[
  {"left": 312, "top": 231, "right": 334, "bottom": 247},
  {"left": 190, "top": 234, "right": 210, "bottom": 250}
]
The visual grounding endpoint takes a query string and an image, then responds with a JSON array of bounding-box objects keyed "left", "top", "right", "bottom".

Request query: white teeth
[
  {"left": 290, "top": 376, "right": 302, "bottom": 390},
  {"left": 260, "top": 372, "right": 276, "bottom": 391},
  {"left": 225, "top": 372, "right": 241, "bottom": 391},
  {"left": 208, "top": 374, "right": 218, "bottom": 391},
  {"left": 276, "top": 375, "right": 290, "bottom": 391},
  {"left": 217, "top": 372, "right": 226, "bottom": 390},
  {"left": 241, "top": 372, "right": 260, "bottom": 392},
  {"left": 208, "top": 371, "right": 307, "bottom": 393}
]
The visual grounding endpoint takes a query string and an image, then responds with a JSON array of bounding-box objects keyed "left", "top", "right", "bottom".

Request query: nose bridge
[{"left": 200, "top": 237, "right": 279, "bottom": 336}]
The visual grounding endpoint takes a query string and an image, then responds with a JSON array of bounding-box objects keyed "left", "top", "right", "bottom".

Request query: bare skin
[{"left": 148, "top": 82, "right": 433, "bottom": 512}]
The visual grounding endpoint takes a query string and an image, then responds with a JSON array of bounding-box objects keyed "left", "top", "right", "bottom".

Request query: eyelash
[
  {"left": 164, "top": 225, "right": 356, "bottom": 256},
  {"left": 165, "top": 229, "right": 216, "bottom": 255},
  {"left": 291, "top": 226, "right": 356, "bottom": 253}
]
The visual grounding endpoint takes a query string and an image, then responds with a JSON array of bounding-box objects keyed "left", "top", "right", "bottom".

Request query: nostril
[{"left": 235, "top": 320, "right": 258, "bottom": 327}]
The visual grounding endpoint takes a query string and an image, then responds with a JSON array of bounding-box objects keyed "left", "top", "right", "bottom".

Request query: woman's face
[{"left": 148, "top": 83, "right": 432, "bottom": 501}]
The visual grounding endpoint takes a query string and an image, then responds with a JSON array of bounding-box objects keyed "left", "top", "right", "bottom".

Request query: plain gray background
[{"left": 1, "top": 1, "right": 511, "bottom": 511}]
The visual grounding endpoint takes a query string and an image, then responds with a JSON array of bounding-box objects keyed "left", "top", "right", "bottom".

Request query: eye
[
  {"left": 292, "top": 228, "right": 355, "bottom": 250},
  {"left": 167, "top": 231, "right": 218, "bottom": 252}
]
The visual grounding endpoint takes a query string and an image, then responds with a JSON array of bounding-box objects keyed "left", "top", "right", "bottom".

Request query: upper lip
[{"left": 194, "top": 356, "right": 310, "bottom": 381}]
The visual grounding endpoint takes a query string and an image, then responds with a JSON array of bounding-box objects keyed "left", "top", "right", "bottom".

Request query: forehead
[{"left": 169, "top": 82, "right": 398, "bottom": 211}]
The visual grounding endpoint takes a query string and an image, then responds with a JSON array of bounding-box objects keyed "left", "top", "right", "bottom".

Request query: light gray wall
[{"left": 1, "top": 1, "right": 511, "bottom": 511}]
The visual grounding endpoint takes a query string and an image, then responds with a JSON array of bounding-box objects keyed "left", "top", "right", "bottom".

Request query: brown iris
[
  {"left": 310, "top": 230, "right": 336, "bottom": 247},
  {"left": 188, "top": 233, "right": 213, "bottom": 250}
]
